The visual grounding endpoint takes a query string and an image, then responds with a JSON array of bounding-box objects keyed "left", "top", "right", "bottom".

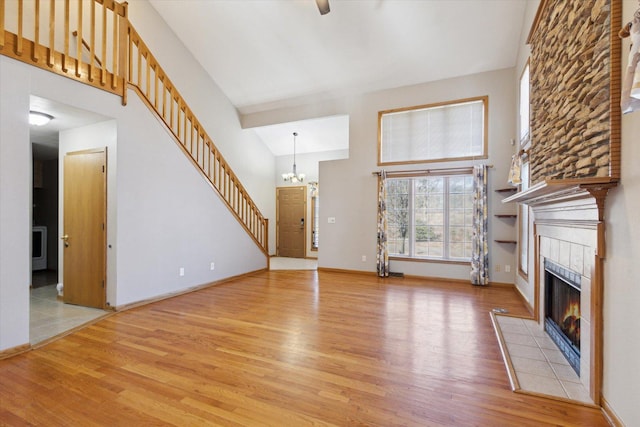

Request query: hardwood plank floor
[{"left": 0, "top": 270, "right": 608, "bottom": 426}]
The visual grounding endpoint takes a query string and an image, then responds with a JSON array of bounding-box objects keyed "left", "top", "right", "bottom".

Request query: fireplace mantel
[
  {"left": 503, "top": 176, "right": 616, "bottom": 210},
  {"left": 502, "top": 178, "right": 618, "bottom": 224}
]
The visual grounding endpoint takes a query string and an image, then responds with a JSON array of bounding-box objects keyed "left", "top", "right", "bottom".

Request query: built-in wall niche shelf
[
  {"left": 495, "top": 187, "right": 517, "bottom": 193},
  {"left": 494, "top": 240, "right": 517, "bottom": 244},
  {"left": 494, "top": 214, "right": 517, "bottom": 218}
]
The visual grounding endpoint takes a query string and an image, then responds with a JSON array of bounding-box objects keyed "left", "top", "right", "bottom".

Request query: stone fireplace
[
  {"left": 504, "top": 180, "right": 615, "bottom": 404},
  {"left": 510, "top": 0, "right": 622, "bottom": 410}
]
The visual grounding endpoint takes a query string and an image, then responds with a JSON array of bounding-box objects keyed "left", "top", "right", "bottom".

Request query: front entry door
[
  {"left": 277, "top": 186, "right": 306, "bottom": 258},
  {"left": 62, "top": 149, "right": 106, "bottom": 309}
]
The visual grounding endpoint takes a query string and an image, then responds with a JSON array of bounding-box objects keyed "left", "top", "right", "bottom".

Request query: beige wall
[
  {"left": 0, "top": 57, "right": 31, "bottom": 350},
  {"left": 513, "top": 0, "right": 540, "bottom": 308},
  {"left": 128, "top": 0, "right": 278, "bottom": 253},
  {"left": 245, "top": 67, "right": 518, "bottom": 280},
  {"left": 276, "top": 149, "right": 348, "bottom": 258},
  {"left": 317, "top": 68, "right": 518, "bottom": 280},
  {"left": 602, "top": 2, "right": 640, "bottom": 424}
]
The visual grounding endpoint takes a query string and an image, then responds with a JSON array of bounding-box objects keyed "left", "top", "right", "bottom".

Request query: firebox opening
[{"left": 544, "top": 260, "right": 581, "bottom": 376}]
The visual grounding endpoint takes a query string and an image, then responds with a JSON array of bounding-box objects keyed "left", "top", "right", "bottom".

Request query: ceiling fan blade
[{"left": 315, "top": 0, "right": 330, "bottom": 15}]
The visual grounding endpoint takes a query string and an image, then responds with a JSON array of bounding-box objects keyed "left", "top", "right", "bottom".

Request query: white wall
[
  {"left": 128, "top": 0, "right": 278, "bottom": 254},
  {"left": 0, "top": 58, "right": 31, "bottom": 350},
  {"left": 602, "top": 2, "right": 640, "bottom": 424},
  {"left": 276, "top": 149, "right": 348, "bottom": 258}
]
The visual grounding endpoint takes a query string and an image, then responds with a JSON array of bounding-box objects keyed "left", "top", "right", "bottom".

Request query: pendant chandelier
[{"left": 282, "top": 132, "right": 305, "bottom": 183}]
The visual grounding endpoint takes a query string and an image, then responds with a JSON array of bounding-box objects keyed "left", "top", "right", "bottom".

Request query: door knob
[{"left": 61, "top": 234, "right": 69, "bottom": 247}]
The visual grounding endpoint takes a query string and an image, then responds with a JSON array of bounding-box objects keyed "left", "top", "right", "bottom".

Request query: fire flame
[{"left": 562, "top": 302, "right": 580, "bottom": 345}]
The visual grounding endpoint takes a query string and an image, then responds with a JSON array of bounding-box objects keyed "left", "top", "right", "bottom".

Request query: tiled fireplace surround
[
  {"left": 538, "top": 225, "right": 595, "bottom": 396},
  {"left": 506, "top": 181, "right": 614, "bottom": 405}
]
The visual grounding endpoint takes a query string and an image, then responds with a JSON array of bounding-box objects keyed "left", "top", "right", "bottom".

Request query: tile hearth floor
[{"left": 494, "top": 314, "right": 593, "bottom": 405}]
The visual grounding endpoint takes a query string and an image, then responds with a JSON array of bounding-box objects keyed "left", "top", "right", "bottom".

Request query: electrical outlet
[
  {"left": 361, "top": 255, "right": 367, "bottom": 262},
  {"left": 210, "top": 262, "right": 215, "bottom": 271},
  {"left": 495, "top": 264, "right": 501, "bottom": 272},
  {"left": 505, "top": 264, "right": 511, "bottom": 273},
  {"left": 328, "top": 217, "right": 336, "bottom": 224},
  {"left": 179, "top": 267, "right": 185, "bottom": 276}
]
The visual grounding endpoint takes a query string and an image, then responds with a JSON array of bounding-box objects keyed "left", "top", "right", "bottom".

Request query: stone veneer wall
[{"left": 529, "top": 0, "right": 620, "bottom": 183}]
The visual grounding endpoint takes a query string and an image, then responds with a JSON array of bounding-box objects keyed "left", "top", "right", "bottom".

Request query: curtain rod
[{"left": 372, "top": 165, "right": 493, "bottom": 177}]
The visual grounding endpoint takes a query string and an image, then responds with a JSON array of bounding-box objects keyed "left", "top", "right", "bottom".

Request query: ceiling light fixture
[
  {"left": 282, "top": 132, "right": 305, "bottom": 183},
  {"left": 29, "top": 111, "right": 54, "bottom": 126},
  {"left": 315, "top": 0, "right": 330, "bottom": 15}
]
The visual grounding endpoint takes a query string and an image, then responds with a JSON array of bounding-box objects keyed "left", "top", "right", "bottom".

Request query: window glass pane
[
  {"left": 519, "top": 64, "right": 530, "bottom": 142},
  {"left": 380, "top": 98, "right": 486, "bottom": 164},
  {"left": 386, "top": 173, "right": 473, "bottom": 261},
  {"left": 519, "top": 162, "right": 530, "bottom": 274}
]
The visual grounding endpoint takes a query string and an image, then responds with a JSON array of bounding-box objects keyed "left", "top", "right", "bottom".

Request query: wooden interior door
[
  {"left": 62, "top": 149, "right": 106, "bottom": 308},
  {"left": 277, "top": 186, "right": 306, "bottom": 258}
]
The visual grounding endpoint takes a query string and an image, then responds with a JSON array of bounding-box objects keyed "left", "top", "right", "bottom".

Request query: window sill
[{"left": 389, "top": 256, "right": 470, "bottom": 266}]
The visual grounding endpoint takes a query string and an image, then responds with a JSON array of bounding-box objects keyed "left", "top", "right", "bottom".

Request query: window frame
[
  {"left": 377, "top": 96, "right": 489, "bottom": 166},
  {"left": 519, "top": 61, "right": 531, "bottom": 146},
  {"left": 384, "top": 169, "right": 474, "bottom": 263},
  {"left": 518, "top": 61, "right": 531, "bottom": 279},
  {"left": 518, "top": 160, "right": 530, "bottom": 278}
]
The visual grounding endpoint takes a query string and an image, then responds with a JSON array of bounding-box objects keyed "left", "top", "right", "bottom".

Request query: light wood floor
[{"left": 0, "top": 270, "right": 608, "bottom": 426}]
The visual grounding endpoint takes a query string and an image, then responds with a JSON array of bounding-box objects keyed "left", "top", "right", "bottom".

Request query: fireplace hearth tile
[
  {"left": 496, "top": 316, "right": 526, "bottom": 325},
  {"left": 502, "top": 332, "right": 539, "bottom": 347},
  {"left": 506, "top": 343, "right": 546, "bottom": 361},
  {"left": 498, "top": 322, "right": 530, "bottom": 334},
  {"left": 534, "top": 334, "right": 561, "bottom": 351},
  {"left": 511, "top": 356, "right": 557, "bottom": 378},
  {"left": 524, "top": 322, "right": 547, "bottom": 338},
  {"left": 541, "top": 347, "right": 570, "bottom": 365},
  {"left": 561, "top": 380, "right": 592, "bottom": 403},
  {"left": 492, "top": 314, "right": 594, "bottom": 405},
  {"left": 516, "top": 372, "right": 566, "bottom": 397},
  {"left": 551, "top": 362, "right": 581, "bottom": 383}
]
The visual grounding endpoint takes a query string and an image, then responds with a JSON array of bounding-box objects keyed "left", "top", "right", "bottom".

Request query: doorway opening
[
  {"left": 29, "top": 96, "right": 111, "bottom": 345},
  {"left": 276, "top": 186, "right": 307, "bottom": 258}
]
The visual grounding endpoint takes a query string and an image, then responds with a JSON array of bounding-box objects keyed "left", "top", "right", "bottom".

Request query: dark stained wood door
[
  {"left": 62, "top": 149, "right": 106, "bottom": 308},
  {"left": 277, "top": 186, "right": 306, "bottom": 258}
]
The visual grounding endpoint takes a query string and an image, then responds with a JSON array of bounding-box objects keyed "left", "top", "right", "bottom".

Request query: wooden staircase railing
[
  {"left": 0, "top": 0, "right": 127, "bottom": 96},
  {"left": 127, "top": 25, "right": 268, "bottom": 253},
  {"left": 0, "top": 0, "right": 269, "bottom": 255}
]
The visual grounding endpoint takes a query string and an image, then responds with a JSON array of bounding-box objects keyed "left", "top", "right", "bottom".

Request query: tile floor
[
  {"left": 494, "top": 314, "right": 592, "bottom": 404},
  {"left": 30, "top": 284, "right": 107, "bottom": 345},
  {"left": 269, "top": 257, "right": 318, "bottom": 270}
]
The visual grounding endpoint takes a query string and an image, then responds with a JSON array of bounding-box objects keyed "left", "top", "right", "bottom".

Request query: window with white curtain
[{"left": 378, "top": 97, "right": 487, "bottom": 165}]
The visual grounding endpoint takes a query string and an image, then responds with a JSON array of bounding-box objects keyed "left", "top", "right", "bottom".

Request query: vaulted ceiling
[
  {"left": 148, "top": 0, "right": 529, "bottom": 115},
  {"left": 148, "top": 0, "right": 529, "bottom": 156}
]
